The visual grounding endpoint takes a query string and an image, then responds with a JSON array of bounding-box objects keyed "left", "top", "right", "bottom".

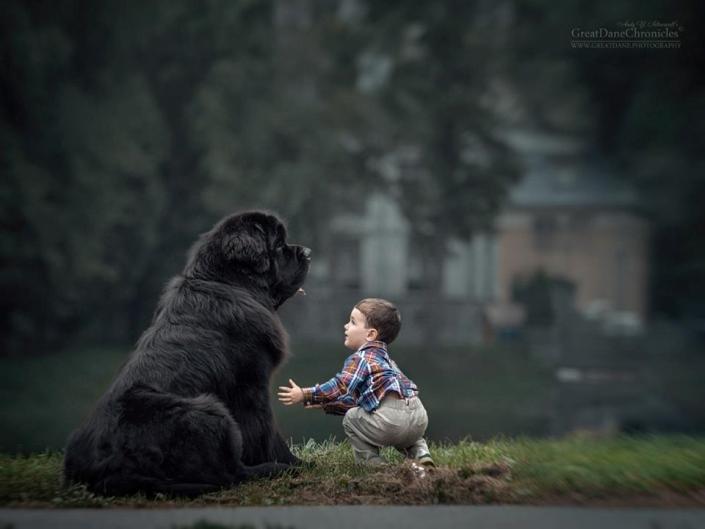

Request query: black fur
[{"left": 63, "top": 211, "right": 310, "bottom": 496}]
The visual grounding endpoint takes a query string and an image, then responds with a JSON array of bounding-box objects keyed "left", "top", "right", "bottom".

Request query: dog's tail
[
  {"left": 240, "top": 461, "right": 293, "bottom": 481},
  {"left": 96, "top": 475, "right": 223, "bottom": 498},
  {"left": 94, "top": 462, "right": 291, "bottom": 497}
]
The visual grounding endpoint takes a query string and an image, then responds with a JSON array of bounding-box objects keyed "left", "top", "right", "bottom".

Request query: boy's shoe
[{"left": 416, "top": 453, "right": 436, "bottom": 467}]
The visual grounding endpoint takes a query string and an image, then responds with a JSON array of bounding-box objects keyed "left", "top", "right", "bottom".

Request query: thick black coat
[{"left": 63, "top": 211, "right": 310, "bottom": 496}]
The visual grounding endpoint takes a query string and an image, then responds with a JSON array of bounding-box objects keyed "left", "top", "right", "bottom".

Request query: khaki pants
[{"left": 342, "top": 394, "right": 430, "bottom": 464}]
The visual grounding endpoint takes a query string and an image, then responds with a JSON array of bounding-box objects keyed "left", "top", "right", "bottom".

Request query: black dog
[{"left": 63, "top": 211, "right": 310, "bottom": 496}]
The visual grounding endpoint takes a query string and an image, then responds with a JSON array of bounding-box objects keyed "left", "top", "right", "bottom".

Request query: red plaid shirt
[{"left": 302, "top": 341, "right": 418, "bottom": 415}]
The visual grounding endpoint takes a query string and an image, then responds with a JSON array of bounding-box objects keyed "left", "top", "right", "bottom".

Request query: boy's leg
[
  {"left": 403, "top": 438, "right": 430, "bottom": 459},
  {"left": 399, "top": 437, "right": 435, "bottom": 467},
  {"left": 394, "top": 399, "right": 434, "bottom": 466},
  {"left": 342, "top": 407, "right": 387, "bottom": 465}
]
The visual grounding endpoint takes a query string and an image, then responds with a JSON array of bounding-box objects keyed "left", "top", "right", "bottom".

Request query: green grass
[{"left": 2, "top": 436, "right": 705, "bottom": 507}]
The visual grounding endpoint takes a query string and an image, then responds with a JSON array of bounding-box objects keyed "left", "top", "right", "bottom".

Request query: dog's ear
[{"left": 222, "top": 230, "right": 270, "bottom": 273}]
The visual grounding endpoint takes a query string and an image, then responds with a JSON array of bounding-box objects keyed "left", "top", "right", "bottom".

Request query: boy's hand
[{"left": 278, "top": 378, "right": 304, "bottom": 406}]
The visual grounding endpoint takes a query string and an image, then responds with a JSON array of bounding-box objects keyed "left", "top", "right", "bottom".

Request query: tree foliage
[{"left": 1, "top": 0, "right": 702, "bottom": 354}]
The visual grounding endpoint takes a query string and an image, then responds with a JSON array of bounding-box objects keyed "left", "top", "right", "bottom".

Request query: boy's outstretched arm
[
  {"left": 321, "top": 394, "right": 356, "bottom": 415},
  {"left": 278, "top": 379, "right": 304, "bottom": 406}
]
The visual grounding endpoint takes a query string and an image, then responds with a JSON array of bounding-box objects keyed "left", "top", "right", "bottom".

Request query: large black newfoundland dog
[{"left": 64, "top": 211, "right": 310, "bottom": 496}]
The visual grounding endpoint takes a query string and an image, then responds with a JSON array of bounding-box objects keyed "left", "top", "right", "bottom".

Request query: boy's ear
[{"left": 366, "top": 328, "right": 379, "bottom": 341}]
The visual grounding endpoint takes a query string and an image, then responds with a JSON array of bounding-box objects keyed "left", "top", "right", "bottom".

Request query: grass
[{"left": 1, "top": 436, "right": 705, "bottom": 508}]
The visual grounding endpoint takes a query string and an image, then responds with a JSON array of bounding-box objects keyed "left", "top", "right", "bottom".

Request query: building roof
[{"left": 508, "top": 154, "right": 640, "bottom": 209}]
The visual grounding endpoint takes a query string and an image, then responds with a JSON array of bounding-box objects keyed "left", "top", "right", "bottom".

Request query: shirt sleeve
[
  {"left": 301, "top": 353, "right": 368, "bottom": 406},
  {"left": 321, "top": 394, "right": 357, "bottom": 415},
  {"left": 321, "top": 394, "right": 356, "bottom": 415}
]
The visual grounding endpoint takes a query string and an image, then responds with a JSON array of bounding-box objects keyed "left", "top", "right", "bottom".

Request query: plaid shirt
[{"left": 302, "top": 341, "right": 418, "bottom": 415}]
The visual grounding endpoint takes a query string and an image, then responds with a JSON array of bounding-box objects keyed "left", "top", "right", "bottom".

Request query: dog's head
[{"left": 184, "top": 211, "right": 311, "bottom": 308}]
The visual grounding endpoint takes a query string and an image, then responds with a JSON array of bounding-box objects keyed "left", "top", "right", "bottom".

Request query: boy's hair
[{"left": 354, "top": 298, "right": 401, "bottom": 344}]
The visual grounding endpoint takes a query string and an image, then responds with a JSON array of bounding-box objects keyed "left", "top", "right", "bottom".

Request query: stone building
[{"left": 495, "top": 130, "right": 649, "bottom": 324}]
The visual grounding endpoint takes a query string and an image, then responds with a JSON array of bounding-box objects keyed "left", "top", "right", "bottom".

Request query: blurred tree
[
  {"left": 512, "top": 270, "right": 575, "bottom": 327},
  {"left": 195, "top": 0, "right": 521, "bottom": 260},
  {"left": 348, "top": 1, "right": 520, "bottom": 292},
  {"left": 0, "top": 1, "right": 169, "bottom": 353},
  {"left": 10, "top": 0, "right": 701, "bottom": 356},
  {"left": 0, "top": 0, "right": 526, "bottom": 354},
  {"left": 191, "top": 0, "right": 380, "bottom": 252}
]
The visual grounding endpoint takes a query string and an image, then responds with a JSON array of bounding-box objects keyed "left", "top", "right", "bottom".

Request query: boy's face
[{"left": 344, "top": 308, "right": 377, "bottom": 350}]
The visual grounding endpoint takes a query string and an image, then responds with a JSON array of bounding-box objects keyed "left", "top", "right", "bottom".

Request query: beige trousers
[{"left": 342, "top": 394, "right": 430, "bottom": 464}]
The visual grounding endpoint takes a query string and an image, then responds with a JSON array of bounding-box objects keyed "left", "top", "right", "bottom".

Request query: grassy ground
[{"left": 1, "top": 436, "right": 705, "bottom": 508}]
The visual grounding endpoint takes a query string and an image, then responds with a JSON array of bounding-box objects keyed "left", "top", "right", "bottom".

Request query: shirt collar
[{"left": 358, "top": 341, "right": 388, "bottom": 355}]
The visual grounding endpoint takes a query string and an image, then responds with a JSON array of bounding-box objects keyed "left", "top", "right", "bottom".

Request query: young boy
[{"left": 278, "top": 298, "right": 434, "bottom": 466}]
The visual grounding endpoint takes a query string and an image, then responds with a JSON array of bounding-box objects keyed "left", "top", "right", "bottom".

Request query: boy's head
[{"left": 344, "top": 298, "right": 401, "bottom": 350}]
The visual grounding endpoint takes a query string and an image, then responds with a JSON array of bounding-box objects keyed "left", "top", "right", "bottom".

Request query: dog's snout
[{"left": 301, "top": 247, "right": 312, "bottom": 259}]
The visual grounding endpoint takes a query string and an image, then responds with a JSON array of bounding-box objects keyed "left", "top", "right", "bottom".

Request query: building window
[
  {"left": 407, "top": 249, "right": 426, "bottom": 291},
  {"left": 533, "top": 215, "right": 557, "bottom": 251},
  {"left": 331, "top": 237, "right": 360, "bottom": 289}
]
